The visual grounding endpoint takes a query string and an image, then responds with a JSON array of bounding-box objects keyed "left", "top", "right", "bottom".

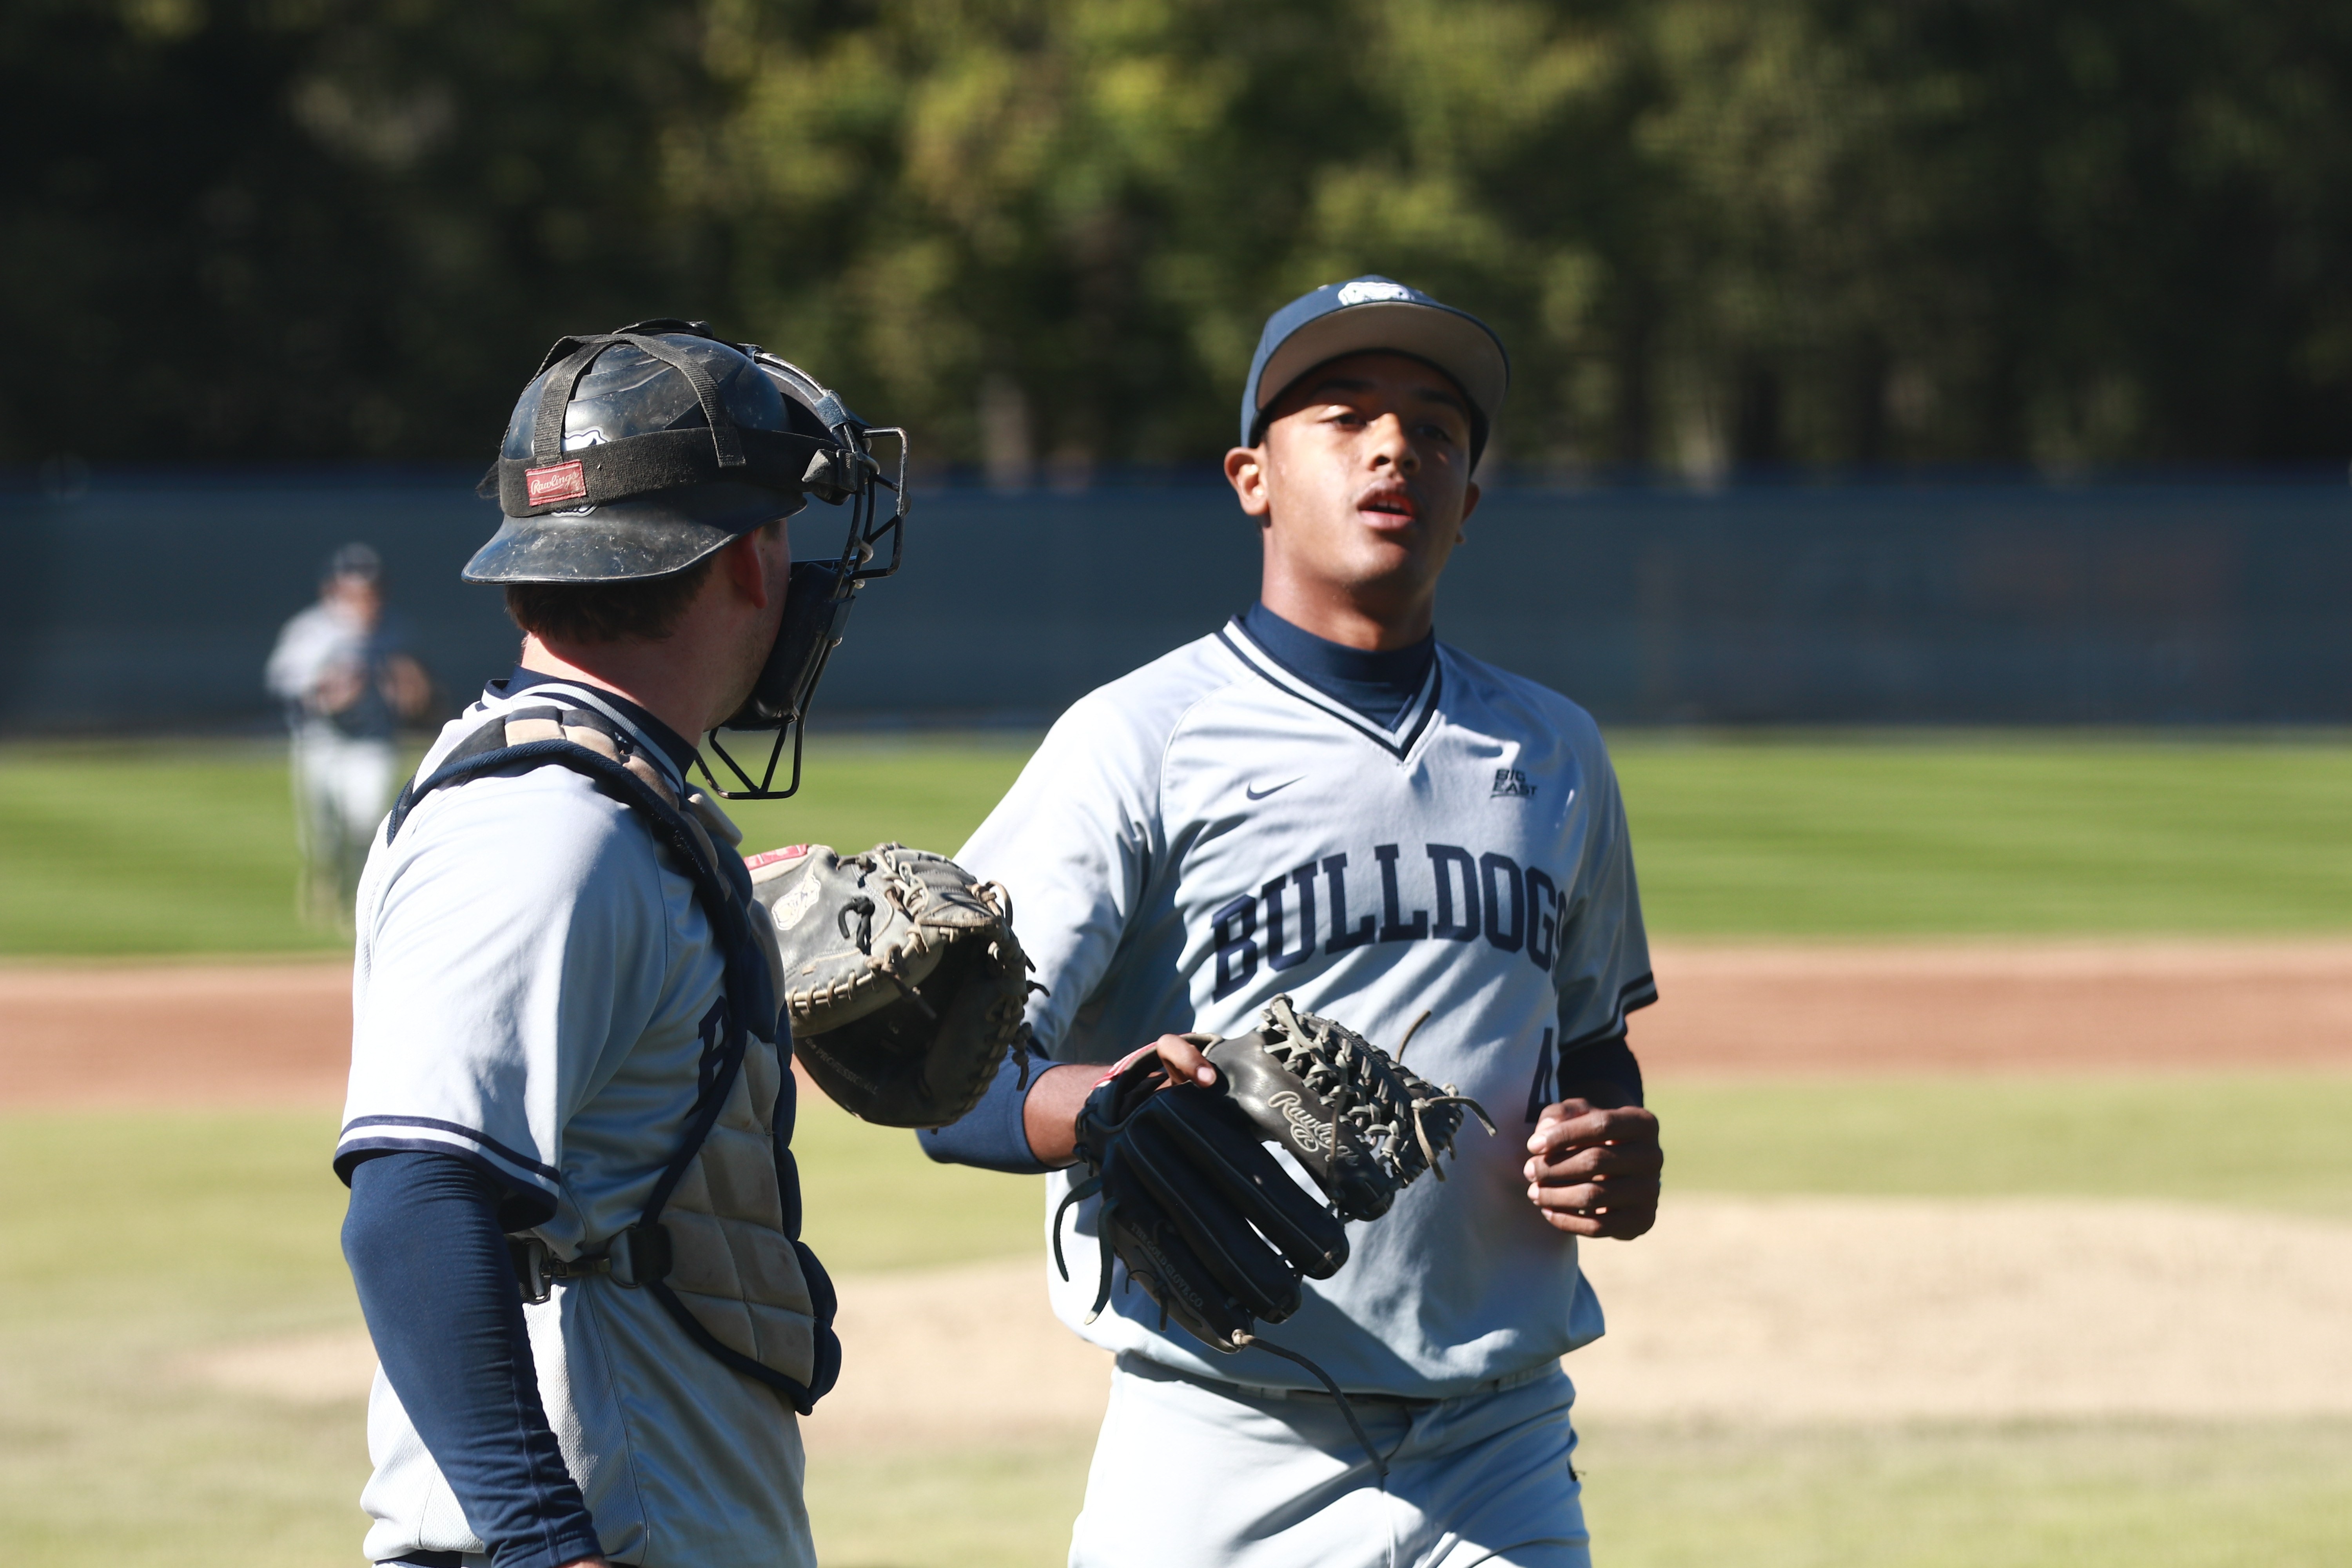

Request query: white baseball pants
[{"left": 1069, "top": 1356, "right": 1589, "bottom": 1568}]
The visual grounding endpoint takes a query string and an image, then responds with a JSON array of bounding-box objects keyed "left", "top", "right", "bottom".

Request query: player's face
[
  {"left": 711, "top": 517, "right": 794, "bottom": 719},
  {"left": 1227, "top": 352, "right": 1481, "bottom": 641},
  {"left": 327, "top": 573, "right": 384, "bottom": 630}
]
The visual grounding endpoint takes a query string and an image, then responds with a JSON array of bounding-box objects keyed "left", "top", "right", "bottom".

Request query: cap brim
[
  {"left": 461, "top": 484, "right": 805, "bottom": 584},
  {"left": 1252, "top": 300, "right": 1508, "bottom": 440}
]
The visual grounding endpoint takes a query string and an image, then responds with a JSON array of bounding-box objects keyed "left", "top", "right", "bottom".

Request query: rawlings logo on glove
[{"left": 1265, "top": 1090, "right": 1330, "bottom": 1154}]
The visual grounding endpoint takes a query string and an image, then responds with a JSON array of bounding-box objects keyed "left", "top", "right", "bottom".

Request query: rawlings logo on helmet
[{"left": 524, "top": 459, "right": 588, "bottom": 505}]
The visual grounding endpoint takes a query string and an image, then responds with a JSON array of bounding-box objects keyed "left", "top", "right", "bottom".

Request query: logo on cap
[
  {"left": 525, "top": 459, "right": 589, "bottom": 506},
  {"left": 1336, "top": 279, "right": 1414, "bottom": 307}
]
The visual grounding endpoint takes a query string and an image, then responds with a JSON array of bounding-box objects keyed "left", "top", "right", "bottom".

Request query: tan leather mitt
[{"left": 746, "top": 842, "right": 1036, "bottom": 1127}]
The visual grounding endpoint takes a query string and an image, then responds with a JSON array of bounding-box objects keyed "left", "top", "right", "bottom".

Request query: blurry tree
[
  {"left": 9, "top": 0, "right": 2352, "bottom": 470},
  {"left": 0, "top": 0, "right": 725, "bottom": 461},
  {"left": 1628, "top": 0, "right": 2352, "bottom": 470},
  {"left": 677, "top": 0, "right": 2352, "bottom": 473},
  {"left": 677, "top": 0, "right": 1643, "bottom": 469}
]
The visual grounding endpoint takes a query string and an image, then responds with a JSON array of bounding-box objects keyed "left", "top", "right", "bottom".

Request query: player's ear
[
  {"left": 720, "top": 527, "right": 777, "bottom": 610},
  {"left": 1225, "top": 446, "right": 1273, "bottom": 519},
  {"left": 1457, "top": 479, "right": 1482, "bottom": 543}
]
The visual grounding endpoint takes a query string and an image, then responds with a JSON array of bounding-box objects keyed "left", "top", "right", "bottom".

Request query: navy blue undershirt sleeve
[
  {"left": 1555, "top": 1034, "right": 1645, "bottom": 1109},
  {"left": 343, "top": 1151, "right": 603, "bottom": 1568},
  {"left": 918, "top": 1046, "right": 1054, "bottom": 1173},
  {"left": 1239, "top": 601, "right": 1435, "bottom": 726}
]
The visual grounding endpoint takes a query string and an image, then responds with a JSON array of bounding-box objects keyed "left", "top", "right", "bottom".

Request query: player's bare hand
[
  {"left": 1024, "top": 1034, "right": 1218, "bottom": 1167},
  {"left": 1523, "top": 1099, "right": 1661, "bottom": 1239},
  {"left": 310, "top": 662, "right": 366, "bottom": 715},
  {"left": 1140, "top": 1031, "right": 1219, "bottom": 1090},
  {"left": 381, "top": 652, "right": 435, "bottom": 721}
]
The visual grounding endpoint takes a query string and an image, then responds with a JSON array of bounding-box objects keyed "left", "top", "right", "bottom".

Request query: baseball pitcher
[{"left": 923, "top": 278, "right": 1664, "bottom": 1566}]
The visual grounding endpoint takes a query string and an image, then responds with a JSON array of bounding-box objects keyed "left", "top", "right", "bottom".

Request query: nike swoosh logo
[{"left": 1245, "top": 779, "right": 1302, "bottom": 801}]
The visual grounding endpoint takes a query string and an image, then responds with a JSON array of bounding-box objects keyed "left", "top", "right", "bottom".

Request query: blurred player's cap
[
  {"left": 325, "top": 542, "right": 382, "bottom": 583},
  {"left": 1240, "top": 276, "right": 1509, "bottom": 460}
]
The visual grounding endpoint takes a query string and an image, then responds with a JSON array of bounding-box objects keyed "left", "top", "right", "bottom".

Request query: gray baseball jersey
[
  {"left": 956, "top": 618, "right": 1656, "bottom": 1399},
  {"left": 338, "top": 676, "right": 814, "bottom": 1568}
]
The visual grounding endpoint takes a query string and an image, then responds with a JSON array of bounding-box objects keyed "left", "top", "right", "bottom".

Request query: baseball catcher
[
  {"left": 748, "top": 841, "right": 1038, "bottom": 1127},
  {"left": 336, "top": 319, "right": 909, "bottom": 1568}
]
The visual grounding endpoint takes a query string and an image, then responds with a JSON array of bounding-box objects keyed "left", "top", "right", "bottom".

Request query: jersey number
[{"left": 1523, "top": 1027, "right": 1555, "bottom": 1124}]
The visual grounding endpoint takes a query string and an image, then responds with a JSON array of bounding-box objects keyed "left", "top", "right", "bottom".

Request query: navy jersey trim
[
  {"left": 338, "top": 1114, "right": 563, "bottom": 1183},
  {"left": 333, "top": 1138, "right": 563, "bottom": 1228},
  {"left": 1559, "top": 971, "right": 1659, "bottom": 1054},
  {"left": 1215, "top": 622, "right": 1443, "bottom": 759}
]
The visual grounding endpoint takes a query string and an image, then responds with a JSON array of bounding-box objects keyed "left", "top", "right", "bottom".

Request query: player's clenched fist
[{"left": 1524, "top": 1099, "right": 1662, "bottom": 1238}]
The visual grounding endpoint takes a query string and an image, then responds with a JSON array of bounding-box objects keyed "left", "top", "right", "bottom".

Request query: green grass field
[
  {"left": 5, "top": 732, "right": 2350, "bottom": 1564},
  {"left": 5, "top": 1080, "right": 2350, "bottom": 1568},
  {"left": 0, "top": 734, "right": 1039, "bottom": 957},
  {"left": 1612, "top": 733, "right": 2352, "bottom": 935},
  {"left": 5, "top": 731, "right": 2350, "bottom": 955}
]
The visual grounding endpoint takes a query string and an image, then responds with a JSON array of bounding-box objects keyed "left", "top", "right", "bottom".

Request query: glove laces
[{"left": 1261, "top": 995, "right": 1495, "bottom": 1187}]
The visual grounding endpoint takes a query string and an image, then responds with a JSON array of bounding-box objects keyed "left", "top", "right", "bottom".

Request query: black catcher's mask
[{"left": 468, "top": 319, "right": 907, "bottom": 799}]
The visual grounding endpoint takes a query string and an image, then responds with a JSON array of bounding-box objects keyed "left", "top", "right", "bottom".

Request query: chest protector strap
[{"left": 387, "top": 701, "right": 842, "bottom": 1413}]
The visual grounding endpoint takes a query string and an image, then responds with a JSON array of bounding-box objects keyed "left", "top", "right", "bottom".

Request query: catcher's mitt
[
  {"left": 747, "top": 842, "right": 1036, "bottom": 1128},
  {"left": 1053, "top": 995, "right": 1492, "bottom": 1465}
]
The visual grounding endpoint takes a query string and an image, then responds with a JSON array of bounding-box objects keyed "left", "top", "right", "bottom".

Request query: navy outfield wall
[{"left": 2, "top": 468, "right": 2348, "bottom": 732}]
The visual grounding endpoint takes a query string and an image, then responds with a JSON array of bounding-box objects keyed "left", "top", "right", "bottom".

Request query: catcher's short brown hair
[{"left": 503, "top": 519, "right": 779, "bottom": 644}]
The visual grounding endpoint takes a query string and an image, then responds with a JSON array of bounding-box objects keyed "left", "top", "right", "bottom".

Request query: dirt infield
[
  {"left": 0, "top": 961, "right": 353, "bottom": 1106},
  {"left": 7, "top": 939, "right": 2351, "bottom": 1106},
  {"left": 1639, "top": 937, "right": 2352, "bottom": 1075},
  {"left": 185, "top": 1194, "right": 2352, "bottom": 1435},
  {"left": 825, "top": 1196, "right": 2352, "bottom": 1432}
]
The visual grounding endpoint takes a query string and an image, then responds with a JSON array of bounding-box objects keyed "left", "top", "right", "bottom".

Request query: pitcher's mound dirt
[
  {"left": 183, "top": 1196, "right": 2352, "bottom": 1441},
  {"left": 12, "top": 940, "right": 2352, "bottom": 1107},
  {"left": 1569, "top": 1195, "right": 2352, "bottom": 1424}
]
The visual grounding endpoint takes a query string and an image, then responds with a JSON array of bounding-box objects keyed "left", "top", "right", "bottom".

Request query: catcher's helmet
[
  {"left": 465, "top": 319, "right": 909, "bottom": 799},
  {"left": 467, "top": 321, "right": 838, "bottom": 584}
]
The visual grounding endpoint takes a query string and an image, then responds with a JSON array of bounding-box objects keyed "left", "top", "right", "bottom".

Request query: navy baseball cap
[{"left": 1239, "top": 276, "right": 1509, "bottom": 460}]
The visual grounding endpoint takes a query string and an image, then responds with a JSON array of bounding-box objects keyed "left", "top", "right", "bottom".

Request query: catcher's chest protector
[{"left": 387, "top": 702, "right": 840, "bottom": 1411}]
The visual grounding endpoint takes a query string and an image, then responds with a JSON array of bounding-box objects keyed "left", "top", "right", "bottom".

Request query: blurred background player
[
  {"left": 263, "top": 542, "right": 434, "bottom": 925},
  {"left": 922, "top": 278, "right": 1665, "bottom": 1567}
]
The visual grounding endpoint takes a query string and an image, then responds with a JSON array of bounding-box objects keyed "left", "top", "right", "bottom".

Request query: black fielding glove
[{"left": 1053, "top": 995, "right": 1494, "bottom": 1476}]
